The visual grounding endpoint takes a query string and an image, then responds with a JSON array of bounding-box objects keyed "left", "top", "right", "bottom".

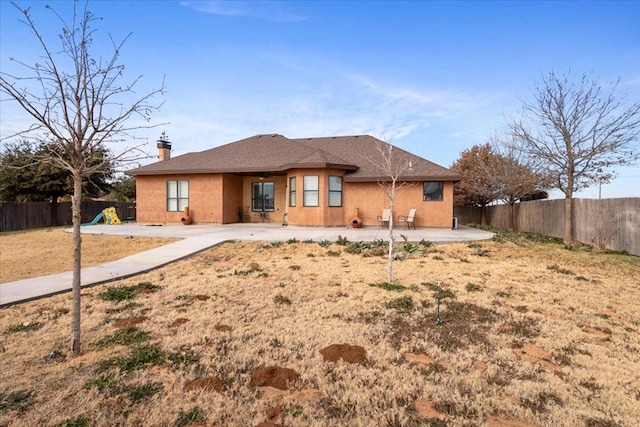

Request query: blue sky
[{"left": 1, "top": 0, "right": 639, "bottom": 198}]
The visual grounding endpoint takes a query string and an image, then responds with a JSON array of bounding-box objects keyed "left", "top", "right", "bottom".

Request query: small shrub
[
  {"left": 432, "top": 255, "right": 444, "bottom": 261},
  {"left": 287, "top": 237, "right": 299, "bottom": 244},
  {"left": 369, "top": 282, "right": 407, "bottom": 292},
  {"left": 289, "top": 265, "right": 301, "bottom": 271},
  {"left": 420, "top": 239, "right": 433, "bottom": 247},
  {"left": 335, "top": 235, "right": 349, "bottom": 245},
  {"left": 176, "top": 406, "right": 206, "bottom": 427},
  {"left": 318, "top": 239, "right": 332, "bottom": 247},
  {"left": 326, "top": 250, "right": 341, "bottom": 257}
]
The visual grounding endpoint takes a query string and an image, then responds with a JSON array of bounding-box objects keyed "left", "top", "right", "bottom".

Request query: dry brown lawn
[
  {"left": 0, "top": 227, "right": 179, "bottom": 283},
  {"left": 1, "top": 228, "right": 639, "bottom": 426}
]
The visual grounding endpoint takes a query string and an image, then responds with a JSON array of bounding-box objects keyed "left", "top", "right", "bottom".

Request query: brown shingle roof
[{"left": 128, "top": 134, "right": 460, "bottom": 182}]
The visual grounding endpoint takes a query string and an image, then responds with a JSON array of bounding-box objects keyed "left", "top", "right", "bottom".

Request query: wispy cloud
[{"left": 180, "top": 1, "right": 307, "bottom": 22}]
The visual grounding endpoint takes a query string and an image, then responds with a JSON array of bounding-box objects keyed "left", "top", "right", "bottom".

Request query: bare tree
[
  {"left": 364, "top": 140, "right": 416, "bottom": 283},
  {"left": 508, "top": 70, "right": 640, "bottom": 243},
  {"left": 0, "top": 1, "right": 165, "bottom": 355}
]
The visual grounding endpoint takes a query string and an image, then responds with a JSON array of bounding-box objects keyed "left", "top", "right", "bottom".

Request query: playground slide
[{"left": 82, "top": 212, "right": 104, "bottom": 226}]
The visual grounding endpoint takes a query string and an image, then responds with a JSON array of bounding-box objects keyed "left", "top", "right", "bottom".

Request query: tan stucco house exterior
[{"left": 127, "top": 134, "right": 461, "bottom": 228}]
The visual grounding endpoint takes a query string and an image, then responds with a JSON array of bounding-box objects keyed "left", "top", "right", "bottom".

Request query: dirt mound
[
  {"left": 184, "top": 376, "right": 225, "bottom": 393},
  {"left": 320, "top": 343, "right": 367, "bottom": 364},
  {"left": 170, "top": 318, "right": 190, "bottom": 327},
  {"left": 214, "top": 324, "right": 232, "bottom": 332},
  {"left": 112, "top": 317, "right": 147, "bottom": 328},
  {"left": 250, "top": 366, "right": 299, "bottom": 390}
]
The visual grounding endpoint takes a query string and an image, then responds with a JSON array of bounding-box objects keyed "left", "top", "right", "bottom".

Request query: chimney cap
[{"left": 157, "top": 131, "right": 171, "bottom": 150}]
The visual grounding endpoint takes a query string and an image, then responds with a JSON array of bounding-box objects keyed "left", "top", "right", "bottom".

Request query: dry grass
[
  {"left": 0, "top": 227, "right": 179, "bottom": 283},
  {"left": 1, "top": 229, "right": 639, "bottom": 426}
]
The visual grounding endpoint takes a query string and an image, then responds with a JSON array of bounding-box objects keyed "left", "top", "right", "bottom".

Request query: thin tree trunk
[
  {"left": 564, "top": 196, "right": 573, "bottom": 244},
  {"left": 70, "top": 173, "right": 82, "bottom": 355},
  {"left": 387, "top": 184, "right": 396, "bottom": 283}
]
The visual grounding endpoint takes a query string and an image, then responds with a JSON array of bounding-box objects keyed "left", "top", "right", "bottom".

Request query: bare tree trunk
[
  {"left": 387, "top": 186, "right": 396, "bottom": 283},
  {"left": 563, "top": 196, "right": 573, "bottom": 244},
  {"left": 70, "top": 173, "right": 82, "bottom": 355}
]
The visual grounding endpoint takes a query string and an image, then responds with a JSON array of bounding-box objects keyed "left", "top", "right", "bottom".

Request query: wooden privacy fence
[
  {"left": 455, "top": 198, "right": 639, "bottom": 256},
  {"left": 0, "top": 201, "right": 135, "bottom": 232}
]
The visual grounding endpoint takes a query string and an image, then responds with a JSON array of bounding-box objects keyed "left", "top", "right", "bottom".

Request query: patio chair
[
  {"left": 398, "top": 208, "right": 416, "bottom": 229},
  {"left": 377, "top": 208, "right": 391, "bottom": 228}
]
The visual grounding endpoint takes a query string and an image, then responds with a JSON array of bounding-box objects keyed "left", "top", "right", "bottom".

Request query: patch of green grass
[
  {"left": 466, "top": 283, "right": 482, "bottom": 292},
  {"left": 98, "top": 282, "right": 160, "bottom": 302},
  {"left": 385, "top": 296, "right": 414, "bottom": 311},
  {"left": 97, "top": 344, "right": 166, "bottom": 373},
  {"left": 95, "top": 327, "right": 150, "bottom": 349},
  {"left": 105, "top": 302, "right": 142, "bottom": 314},
  {"left": 84, "top": 373, "right": 122, "bottom": 395},
  {"left": 126, "top": 382, "right": 161, "bottom": 403},
  {"left": 5, "top": 321, "right": 43, "bottom": 334},
  {"left": 175, "top": 406, "right": 206, "bottom": 427},
  {"left": 475, "top": 225, "right": 563, "bottom": 245},
  {"left": 234, "top": 263, "right": 263, "bottom": 276},
  {"left": 284, "top": 404, "right": 304, "bottom": 417},
  {"left": 547, "top": 264, "right": 575, "bottom": 275},
  {"left": 54, "top": 415, "right": 91, "bottom": 427},
  {"left": 369, "top": 282, "right": 407, "bottom": 292},
  {"left": 0, "top": 389, "right": 34, "bottom": 413},
  {"left": 425, "top": 282, "right": 456, "bottom": 299},
  {"left": 168, "top": 349, "right": 200, "bottom": 369}
]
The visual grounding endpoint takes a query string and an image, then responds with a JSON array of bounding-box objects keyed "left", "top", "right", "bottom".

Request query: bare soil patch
[
  {"left": 1, "top": 230, "right": 639, "bottom": 426},
  {"left": 0, "top": 227, "right": 179, "bottom": 283}
]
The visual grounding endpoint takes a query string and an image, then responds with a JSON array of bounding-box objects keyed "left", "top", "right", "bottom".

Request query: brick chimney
[{"left": 157, "top": 131, "right": 171, "bottom": 161}]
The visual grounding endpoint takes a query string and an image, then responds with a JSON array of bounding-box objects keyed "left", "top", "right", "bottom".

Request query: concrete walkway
[{"left": 0, "top": 223, "right": 493, "bottom": 306}]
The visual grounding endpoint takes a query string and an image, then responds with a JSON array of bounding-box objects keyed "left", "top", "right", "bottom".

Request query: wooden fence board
[
  {"left": 456, "top": 198, "right": 639, "bottom": 256},
  {"left": 0, "top": 201, "right": 134, "bottom": 232}
]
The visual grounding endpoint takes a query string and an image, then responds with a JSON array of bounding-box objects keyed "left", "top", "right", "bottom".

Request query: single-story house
[{"left": 127, "top": 134, "right": 461, "bottom": 228}]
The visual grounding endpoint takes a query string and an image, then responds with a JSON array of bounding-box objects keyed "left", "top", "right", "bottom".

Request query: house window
[
  {"left": 252, "top": 182, "right": 274, "bottom": 212},
  {"left": 303, "top": 176, "right": 319, "bottom": 206},
  {"left": 328, "top": 176, "right": 342, "bottom": 207},
  {"left": 423, "top": 181, "right": 444, "bottom": 201},
  {"left": 167, "top": 180, "right": 189, "bottom": 211},
  {"left": 289, "top": 177, "right": 296, "bottom": 207}
]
